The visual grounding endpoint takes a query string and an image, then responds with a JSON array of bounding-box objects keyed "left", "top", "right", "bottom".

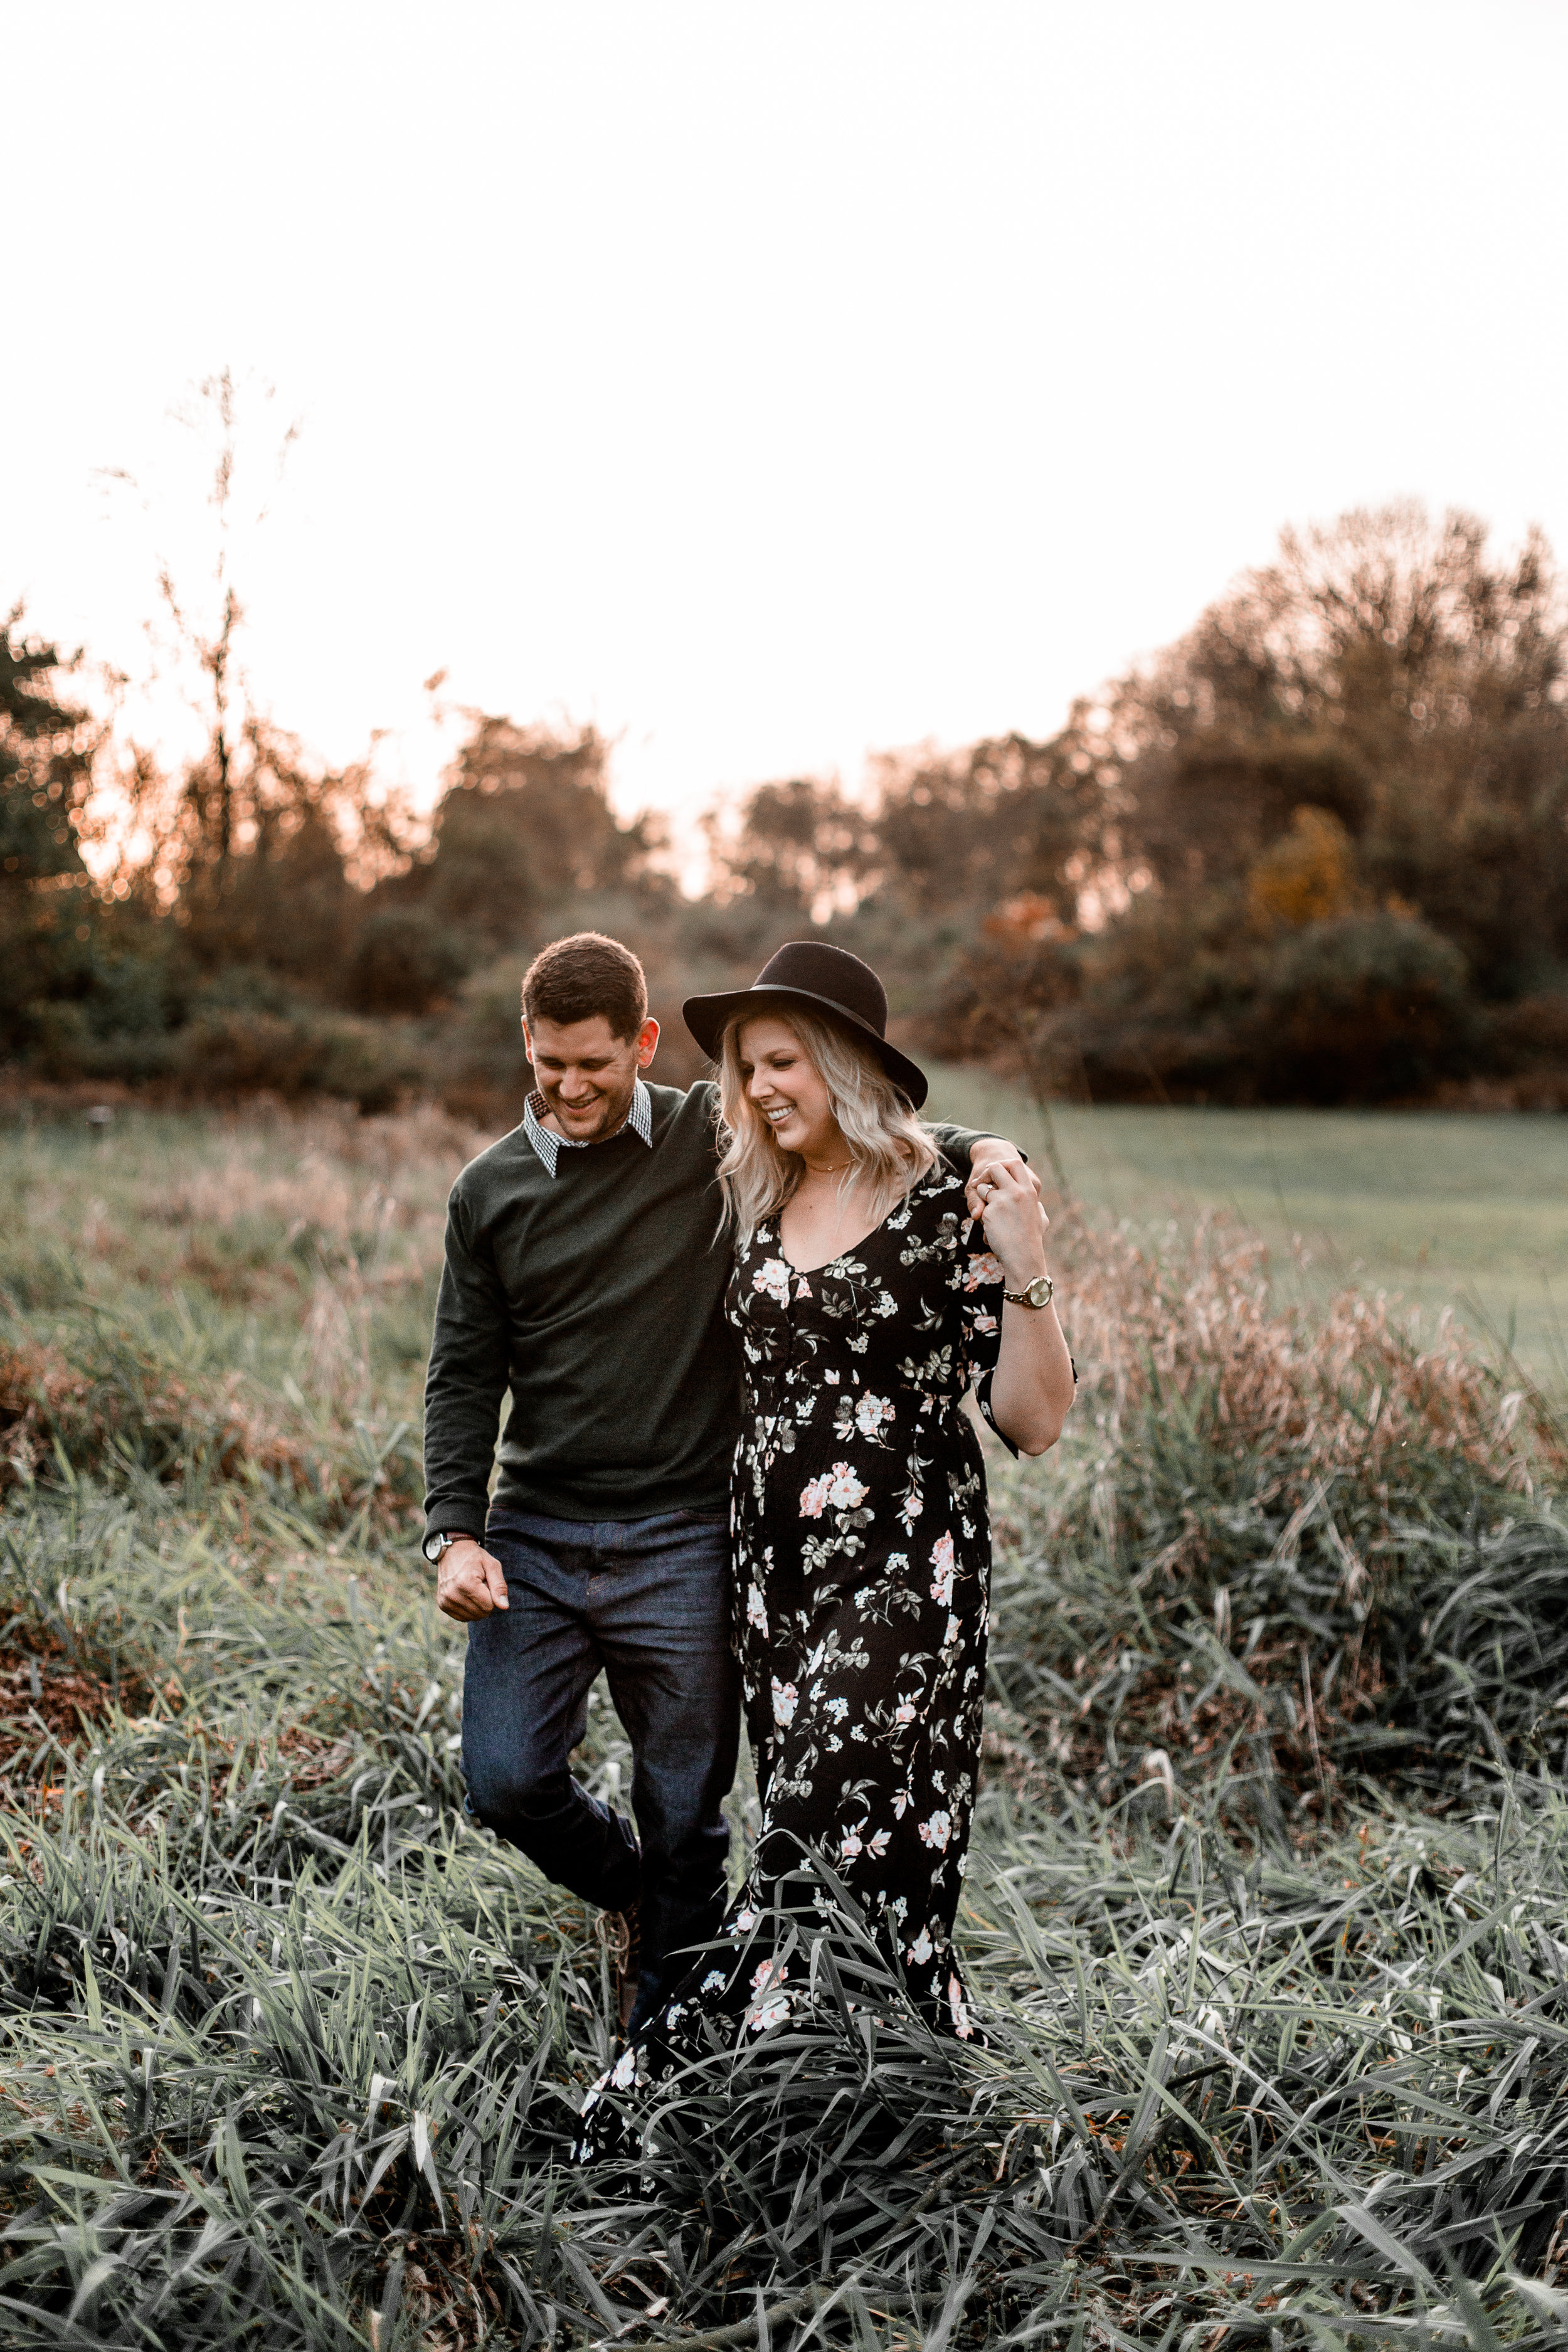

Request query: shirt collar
[{"left": 523, "top": 1078, "right": 654, "bottom": 1178}]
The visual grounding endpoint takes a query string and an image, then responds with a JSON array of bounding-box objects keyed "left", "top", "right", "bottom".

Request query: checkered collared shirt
[{"left": 522, "top": 1078, "right": 655, "bottom": 1178}]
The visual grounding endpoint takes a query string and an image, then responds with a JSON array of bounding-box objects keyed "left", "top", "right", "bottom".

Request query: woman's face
[{"left": 736, "top": 1014, "right": 839, "bottom": 1160}]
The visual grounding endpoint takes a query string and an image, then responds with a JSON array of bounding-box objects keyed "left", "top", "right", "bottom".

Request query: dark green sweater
[{"left": 421, "top": 1081, "right": 992, "bottom": 1532}]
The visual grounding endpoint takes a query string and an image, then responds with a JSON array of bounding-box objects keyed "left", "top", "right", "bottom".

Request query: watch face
[{"left": 421, "top": 1531, "right": 445, "bottom": 1564}]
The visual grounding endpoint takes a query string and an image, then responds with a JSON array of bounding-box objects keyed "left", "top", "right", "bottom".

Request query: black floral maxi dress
[{"left": 575, "top": 1157, "right": 1013, "bottom": 2162}]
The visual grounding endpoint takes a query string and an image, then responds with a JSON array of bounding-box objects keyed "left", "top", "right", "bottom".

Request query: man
[{"left": 423, "top": 930, "right": 1031, "bottom": 2034}]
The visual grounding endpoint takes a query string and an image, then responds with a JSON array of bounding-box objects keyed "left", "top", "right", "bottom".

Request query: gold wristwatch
[{"left": 1002, "top": 1274, "right": 1054, "bottom": 1309}]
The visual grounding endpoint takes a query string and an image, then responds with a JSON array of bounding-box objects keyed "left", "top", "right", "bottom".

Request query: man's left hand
[{"left": 965, "top": 1133, "right": 1042, "bottom": 1224}]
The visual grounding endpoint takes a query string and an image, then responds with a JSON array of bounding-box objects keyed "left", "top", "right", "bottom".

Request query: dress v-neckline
[{"left": 771, "top": 1168, "right": 939, "bottom": 1278}]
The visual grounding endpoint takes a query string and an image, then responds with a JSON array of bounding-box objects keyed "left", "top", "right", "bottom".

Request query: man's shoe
[{"left": 599, "top": 1900, "right": 641, "bottom": 2035}]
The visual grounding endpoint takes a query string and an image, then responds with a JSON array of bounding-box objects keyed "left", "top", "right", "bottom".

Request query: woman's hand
[
  {"left": 964, "top": 1136, "right": 1041, "bottom": 1226},
  {"left": 976, "top": 1158, "right": 1049, "bottom": 1287}
]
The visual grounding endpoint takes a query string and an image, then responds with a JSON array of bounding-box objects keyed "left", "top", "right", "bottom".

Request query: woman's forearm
[{"left": 989, "top": 1291, "right": 1075, "bottom": 1455}]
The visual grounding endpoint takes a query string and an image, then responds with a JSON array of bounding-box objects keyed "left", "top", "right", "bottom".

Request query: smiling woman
[{"left": 574, "top": 941, "right": 1074, "bottom": 2168}]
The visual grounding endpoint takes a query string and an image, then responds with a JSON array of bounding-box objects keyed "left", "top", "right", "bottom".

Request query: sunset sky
[{"left": 7, "top": 3, "right": 1567, "bottom": 861}]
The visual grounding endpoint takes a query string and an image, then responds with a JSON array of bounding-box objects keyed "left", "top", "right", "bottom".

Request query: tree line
[{"left": 5, "top": 500, "right": 1567, "bottom": 1115}]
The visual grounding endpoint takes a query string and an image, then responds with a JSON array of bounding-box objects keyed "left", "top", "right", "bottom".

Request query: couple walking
[{"left": 421, "top": 931, "right": 1074, "bottom": 2159}]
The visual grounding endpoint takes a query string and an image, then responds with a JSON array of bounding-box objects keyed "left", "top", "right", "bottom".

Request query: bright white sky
[{"left": 6, "top": 2, "right": 1567, "bottom": 872}]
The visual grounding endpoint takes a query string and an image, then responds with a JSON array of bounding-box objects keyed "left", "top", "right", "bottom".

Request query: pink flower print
[
  {"left": 944, "top": 1613, "right": 960, "bottom": 1650},
  {"left": 918, "top": 1808, "right": 952, "bottom": 1851},
  {"left": 826, "top": 1463, "right": 868, "bottom": 1510},
  {"left": 748, "top": 1956, "right": 791, "bottom": 2031},
  {"left": 746, "top": 1583, "right": 768, "bottom": 1634},
  {"left": 929, "top": 1532, "right": 955, "bottom": 1607},
  {"left": 798, "top": 1473, "right": 830, "bottom": 1519},
  {"left": 897, "top": 1490, "right": 924, "bottom": 1532},
  {"left": 906, "top": 1925, "right": 933, "bottom": 1966},
  {"left": 948, "top": 1973, "right": 975, "bottom": 2039},
  {"left": 971, "top": 1311, "right": 998, "bottom": 1335},
  {"left": 894, "top": 1694, "right": 918, "bottom": 1726},
  {"left": 840, "top": 1827, "right": 864, "bottom": 1860},
  {"left": 771, "top": 1677, "right": 799, "bottom": 1727},
  {"left": 854, "top": 1391, "right": 894, "bottom": 1439},
  {"left": 753, "top": 1258, "right": 793, "bottom": 1306},
  {"left": 823, "top": 1368, "right": 840, "bottom": 1385},
  {"left": 965, "top": 1250, "right": 1004, "bottom": 1291},
  {"left": 794, "top": 1276, "right": 813, "bottom": 1300}
]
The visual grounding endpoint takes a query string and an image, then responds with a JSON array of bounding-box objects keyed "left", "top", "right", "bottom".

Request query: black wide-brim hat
[{"left": 682, "top": 941, "right": 930, "bottom": 1110}]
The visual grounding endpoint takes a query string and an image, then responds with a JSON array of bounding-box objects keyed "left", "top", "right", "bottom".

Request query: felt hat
[{"left": 682, "top": 940, "right": 929, "bottom": 1109}]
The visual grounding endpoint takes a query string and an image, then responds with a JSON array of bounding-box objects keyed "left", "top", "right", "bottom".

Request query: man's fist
[{"left": 436, "top": 1537, "right": 510, "bottom": 1621}]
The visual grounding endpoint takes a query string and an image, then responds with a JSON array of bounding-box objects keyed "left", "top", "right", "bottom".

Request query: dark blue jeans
[{"left": 461, "top": 1507, "right": 739, "bottom": 2035}]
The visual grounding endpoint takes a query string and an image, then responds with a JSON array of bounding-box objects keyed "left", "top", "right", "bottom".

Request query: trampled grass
[{"left": 3, "top": 1099, "right": 1568, "bottom": 2348}]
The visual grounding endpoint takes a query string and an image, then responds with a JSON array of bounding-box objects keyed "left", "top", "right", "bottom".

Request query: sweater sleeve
[
  {"left": 421, "top": 1185, "right": 512, "bottom": 1543},
  {"left": 924, "top": 1120, "right": 1025, "bottom": 1173}
]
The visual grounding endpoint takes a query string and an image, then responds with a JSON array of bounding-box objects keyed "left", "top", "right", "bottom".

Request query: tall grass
[{"left": 3, "top": 1104, "right": 1568, "bottom": 2348}]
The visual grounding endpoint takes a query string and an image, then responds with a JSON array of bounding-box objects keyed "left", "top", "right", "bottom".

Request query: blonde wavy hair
[{"left": 715, "top": 1005, "right": 937, "bottom": 1246}]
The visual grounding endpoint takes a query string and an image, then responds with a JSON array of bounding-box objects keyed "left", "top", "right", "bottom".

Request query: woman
[{"left": 576, "top": 942, "right": 1074, "bottom": 2161}]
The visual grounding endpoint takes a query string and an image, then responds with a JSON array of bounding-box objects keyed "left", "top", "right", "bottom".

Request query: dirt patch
[{"left": 0, "top": 1630, "right": 146, "bottom": 1770}]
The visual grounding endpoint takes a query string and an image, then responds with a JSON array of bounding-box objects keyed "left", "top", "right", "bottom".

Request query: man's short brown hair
[{"left": 522, "top": 933, "right": 649, "bottom": 1041}]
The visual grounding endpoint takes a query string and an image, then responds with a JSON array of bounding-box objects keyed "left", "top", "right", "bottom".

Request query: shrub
[{"left": 1256, "top": 909, "right": 1471, "bottom": 1101}]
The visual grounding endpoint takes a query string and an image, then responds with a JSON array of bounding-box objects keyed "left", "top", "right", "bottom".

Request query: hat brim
[{"left": 681, "top": 984, "right": 930, "bottom": 1110}]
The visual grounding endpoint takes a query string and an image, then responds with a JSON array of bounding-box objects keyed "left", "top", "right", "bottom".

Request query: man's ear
[
  {"left": 636, "top": 1017, "right": 660, "bottom": 1069},
  {"left": 521, "top": 1019, "right": 534, "bottom": 1067}
]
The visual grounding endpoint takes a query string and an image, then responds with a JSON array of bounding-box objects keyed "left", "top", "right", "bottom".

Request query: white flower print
[
  {"left": 897, "top": 1490, "right": 924, "bottom": 1532},
  {"left": 948, "top": 1973, "right": 975, "bottom": 2039},
  {"left": 930, "top": 1531, "right": 955, "bottom": 1607},
  {"left": 971, "top": 1311, "right": 998, "bottom": 1335},
  {"left": 701, "top": 1969, "right": 728, "bottom": 1991},
  {"left": 753, "top": 1258, "right": 793, "bottom": 1306},
  {"left": 855, "top": 1391, "right": 895, "bottom": 1439},
  {"left": 944, "top": 1613, "right": 960, "bottom": 1650},
  {"left": 867, "top": 1826, "right": 891, "bottom": 1858},
  {"left": 824, "top": 1368, "right": 840, "bottom": 1385},
  {"left": 794, "top": 1277, "right": 813, "bottom": 1300},
  {"left": 906, "top": 1926, "right": 933, "bottom": 1965},
  {"left": 965, "top": 1250, "right": 1004, "bottom": 1291},
  {"left": 828, "top": 1462, "right": 868, "bottom": 1508},
  {"left": 918, "top": 1808, "right": 952, "bottom": 1851},
  {"left": 771, "top": 1678, "right": 799, "bottom": 1727},
  {"left": 798, "top": 1473, "right": 830, "bottom": 1519},
  {"left": 894, "top": 1694, "right": 918, "bottom": 1725},
  {"left": 876, "top": 1290, "right": 898, "bottom": 1317},
  {"left": 746, "top": 1583, "right": 768, "bottom": 1634}
]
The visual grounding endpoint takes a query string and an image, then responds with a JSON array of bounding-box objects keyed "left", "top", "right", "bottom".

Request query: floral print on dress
[{"left": 575, "top": 1157, "right": 1012, "bottom": 2163}]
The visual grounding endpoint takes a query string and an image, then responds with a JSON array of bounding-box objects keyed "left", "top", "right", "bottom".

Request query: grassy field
[
  {"left": 925, "top": 1070, "right": 1568, "bottom": 1396},
  {"left": 3, "top": 1099, "right": 1568, "bottom": 2348}
]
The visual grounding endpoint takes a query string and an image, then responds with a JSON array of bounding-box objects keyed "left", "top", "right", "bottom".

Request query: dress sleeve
[{"left": 956, "top": 1213, "right": 1019, "bottom": 1459}]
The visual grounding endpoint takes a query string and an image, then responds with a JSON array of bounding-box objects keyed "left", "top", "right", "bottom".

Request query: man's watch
[
  {"left": 422, "top": 1530, "right": 472, "bottom": 1565},
  {"left": 1002, "top": 1273, "right": 1054, "bottom": 1310}
]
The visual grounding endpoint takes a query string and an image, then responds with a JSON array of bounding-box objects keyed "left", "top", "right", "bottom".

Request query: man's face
[{"left": 522, "top": 1012, "right": 659, "bottom": 1143}]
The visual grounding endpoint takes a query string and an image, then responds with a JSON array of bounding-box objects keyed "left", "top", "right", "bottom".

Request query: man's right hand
[{"left": 437, "top": 1537, "right": 510, "bottom": 1620}]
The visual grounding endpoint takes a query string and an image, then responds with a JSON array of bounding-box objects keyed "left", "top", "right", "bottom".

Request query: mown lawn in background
[{"left": 924, "top": 1066, "right": 1568, "bottom": 1396}]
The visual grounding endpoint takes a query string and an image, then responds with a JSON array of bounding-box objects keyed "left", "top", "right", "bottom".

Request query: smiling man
[{"left": 421, "top": 931, "right": 1030, "bottom": 2035}]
